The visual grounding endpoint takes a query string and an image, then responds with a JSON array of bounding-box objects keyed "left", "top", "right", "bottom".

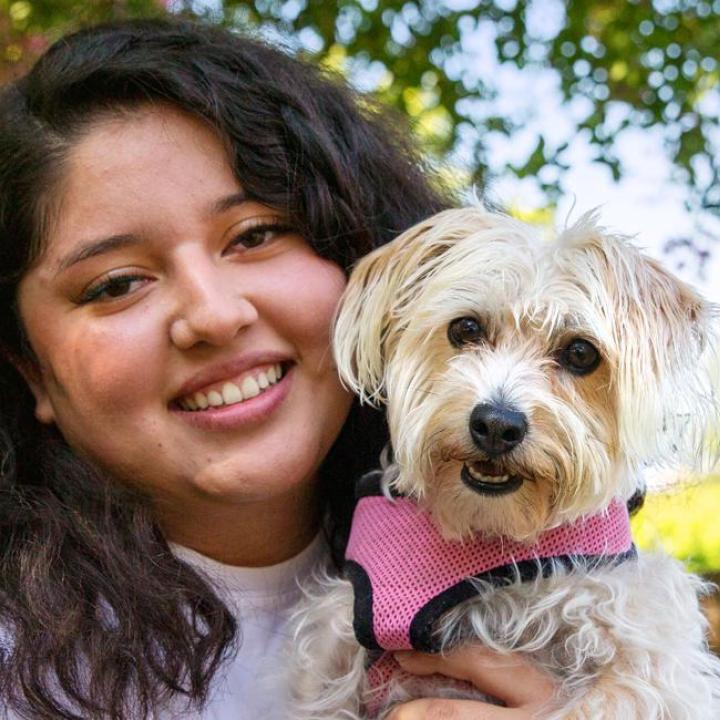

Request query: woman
[{"left": 0, "top": 18, "right": 555, "bottom": 719}]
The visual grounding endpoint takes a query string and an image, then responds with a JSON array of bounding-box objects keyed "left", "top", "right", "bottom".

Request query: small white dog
[{"left": 288, "top": 207, "right": 720, "bottom": 719}]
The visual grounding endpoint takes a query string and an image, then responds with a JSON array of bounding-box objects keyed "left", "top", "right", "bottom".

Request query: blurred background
[{"left": 2, "top": 0, "right": 719, "bottom": 649}]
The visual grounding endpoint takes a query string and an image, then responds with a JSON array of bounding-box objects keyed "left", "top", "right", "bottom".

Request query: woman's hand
[{"left": 386, "top": 646, "right": 557, "bottom": 719}]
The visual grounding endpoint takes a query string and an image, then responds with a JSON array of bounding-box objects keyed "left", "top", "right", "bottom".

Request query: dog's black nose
[{"left": 469, "top": 403, "right": 527, "bottom": 457}]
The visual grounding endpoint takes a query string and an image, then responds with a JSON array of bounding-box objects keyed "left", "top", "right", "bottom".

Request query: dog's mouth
[{"left": 461, "top": 461, "right": 524, "bottom": 496}]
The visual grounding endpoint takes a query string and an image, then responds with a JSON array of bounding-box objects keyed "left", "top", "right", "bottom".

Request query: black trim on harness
[{"left": 408, "top": 548, "right": 638, "bottom": 652}]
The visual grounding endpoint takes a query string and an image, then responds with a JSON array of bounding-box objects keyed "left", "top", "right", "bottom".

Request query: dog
[{"left": 288, "top": 207, "right": 720, "bottom": 719}]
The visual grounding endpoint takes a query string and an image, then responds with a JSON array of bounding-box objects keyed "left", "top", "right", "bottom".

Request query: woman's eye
[
  {"left": 79, "top": 275, "right": 149, "bottom": 304},
  {"left": 227, "top": 222, "right": 292, "bottom": 253},
  {"left": 559, "top": 338, "right": 601, "bottom": 375},
  {"left": 447, "top": 316, "right": 484, "bottom": 347}
]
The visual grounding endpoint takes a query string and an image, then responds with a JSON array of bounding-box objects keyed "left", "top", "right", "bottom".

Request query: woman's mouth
[
  {"left": 461, "top": 460, "right": 524, "bottom": 496},
  {"left": 175, "top": 363, "right": 286, "bottom": 411}
]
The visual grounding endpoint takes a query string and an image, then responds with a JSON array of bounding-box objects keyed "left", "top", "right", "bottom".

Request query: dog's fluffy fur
[{"left": 288, "top": 207, "right": 720, "bottom": 719}]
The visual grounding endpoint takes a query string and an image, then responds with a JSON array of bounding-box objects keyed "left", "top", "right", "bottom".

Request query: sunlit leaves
[
  {"left": 1, "top": 0, "right": 719, "bottom": 222},
  {"left": 0, "top": 0, "right": 165, "bottom": 81}
]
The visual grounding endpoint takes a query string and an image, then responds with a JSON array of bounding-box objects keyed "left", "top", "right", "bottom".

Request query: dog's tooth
[
  {"left": 194, "top": 392, "right": 209, "bottom": 409},
  {"left": 185, "top": 396, "right": 198, "bottom": 411},
  {"left": 207, "top": 390, "right": 224, "bottom": 407},
  {"left": 275, "top": 363, "right": 282, "bottom": 379},
  {"left": 467, "top": 464, "right": 511, "bottom": 484},
  {"left": 267, "top": 365, "right": 277, "bottom": 383},
  {"left": 257, "top": 371, "right": 270, "bottom": 389}
]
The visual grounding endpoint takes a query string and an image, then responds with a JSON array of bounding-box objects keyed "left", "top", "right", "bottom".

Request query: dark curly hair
[{"left": 0, "top": 17, "right": 450, "bottom": 720}]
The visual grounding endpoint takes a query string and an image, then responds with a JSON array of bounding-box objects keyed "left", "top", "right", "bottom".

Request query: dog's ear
[
  {"left": 334, "top": 209, "right": 471, "bottom": 404},
  {"left": 565, "top": 218, "right": 717, "bottom": 465},
  {"left": 615, "top": 249, "right": 716, "bottom": 464}
]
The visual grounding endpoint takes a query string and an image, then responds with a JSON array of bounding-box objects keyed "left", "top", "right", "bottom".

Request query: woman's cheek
[
  {"left": 275, "top": 254, "right": 347, "bottom": 360},
  {"left": 50, "top": 321, "right": 162, "bottom": 415}
]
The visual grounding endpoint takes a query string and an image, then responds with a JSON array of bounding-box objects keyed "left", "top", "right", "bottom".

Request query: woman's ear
[{"left": 12, "top": 357, "right": 56, "bottom": 425}]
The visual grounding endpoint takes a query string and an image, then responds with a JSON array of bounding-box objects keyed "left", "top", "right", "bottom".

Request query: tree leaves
[{"left": 2, "top": 0, "right": 719, "bottom": 221}]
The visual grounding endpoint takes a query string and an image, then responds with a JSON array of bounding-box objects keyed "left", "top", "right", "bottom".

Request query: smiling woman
[
  {"left": 17, "top": 105, "right": 354, "bottom": 563},
  {"left": 0, "top": 19, "right": 448, "bottom": 718}
]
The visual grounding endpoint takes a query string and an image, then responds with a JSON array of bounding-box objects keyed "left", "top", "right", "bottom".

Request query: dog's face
[{"left": 335, "top": 208, "right": 715, "bottom": 541}]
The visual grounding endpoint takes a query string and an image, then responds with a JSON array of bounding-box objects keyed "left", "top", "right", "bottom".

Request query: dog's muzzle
[{"left": 464, "top": 402, "right": 527, "bottom": 495}]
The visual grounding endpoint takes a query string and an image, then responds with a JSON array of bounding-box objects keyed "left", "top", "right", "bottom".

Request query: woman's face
[{"left": 18, "top": 106, "right": 352, "bottom": 537}]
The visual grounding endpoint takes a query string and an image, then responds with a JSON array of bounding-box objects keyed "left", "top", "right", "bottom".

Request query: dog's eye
[
  {"left": 448, "top": 317, "right": 484, "bottom": 347},
  {"left": 560, "top": 338, "right": 601, "bottom": 375}
]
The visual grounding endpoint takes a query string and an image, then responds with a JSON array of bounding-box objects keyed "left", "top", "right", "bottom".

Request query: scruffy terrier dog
[{"left": 288, "top": 207, "right": 720, "bottom": 719}]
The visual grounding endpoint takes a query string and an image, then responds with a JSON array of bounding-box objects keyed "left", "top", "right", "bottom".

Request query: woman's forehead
[
  {"left": 63, "top": 106, "right": 235, "bottom": 200},
  {"left": 42, "top": 107, "right": 242, "bottom": 264}
]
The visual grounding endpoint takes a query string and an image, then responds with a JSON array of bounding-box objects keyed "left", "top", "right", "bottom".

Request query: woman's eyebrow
[
  {"left": 56, "top": 233, "right": 139, "bottom": 274},
  {"left": 211, "top": 191, "right": 248, "bottom": 215},
  {"left": 56, "top": 193, "right": 250, "bottom": 273}
]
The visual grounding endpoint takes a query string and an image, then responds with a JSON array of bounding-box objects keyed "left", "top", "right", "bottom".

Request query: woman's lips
[
  {"left": 172, "top": 364, "right": 293, "bottom": 431},
  {"left": 173, "top": 351, "right": 291, "bottom": 400},
  {"left": 176, "top": 363, "right": 285, "bottom": 411}
]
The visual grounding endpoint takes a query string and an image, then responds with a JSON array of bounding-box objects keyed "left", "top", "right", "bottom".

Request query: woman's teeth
[{"left": 178, "top": 364, "right": 283, "bottom": 411}]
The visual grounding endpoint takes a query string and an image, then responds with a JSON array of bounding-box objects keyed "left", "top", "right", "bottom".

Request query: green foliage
[
  {"left": 633, "top": 476, "right": 720, "bottom": 575},
  {"left": 202, "top": 1, "right": 720, "bottom": 210},
  {"left": 0, "top": 0, "right": 164, "bottom": 81},
  {"left": 2, "top": 1, "right": 719, "bottom": 216},
  {"left": 548, "top": 1, "right": 720, "bottom": 213}
]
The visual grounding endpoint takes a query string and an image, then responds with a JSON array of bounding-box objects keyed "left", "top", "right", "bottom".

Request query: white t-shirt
[
  {"left": 168, "top": 535, "right": 326, "bottom": 719},
  {"left": 2, "top": 535, "right": 327, "bottom": 720}
]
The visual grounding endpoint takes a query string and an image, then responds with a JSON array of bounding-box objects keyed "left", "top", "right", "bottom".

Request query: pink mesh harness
[{"left": 344, "top": 474, "right": 635, "bottom": 714}]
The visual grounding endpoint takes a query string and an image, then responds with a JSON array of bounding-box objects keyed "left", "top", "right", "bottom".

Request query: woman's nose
[{"left": 169, "top": 263, "right": 259, "bottom": 350}]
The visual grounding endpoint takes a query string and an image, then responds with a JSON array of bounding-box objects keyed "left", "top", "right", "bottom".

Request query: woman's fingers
[
  {"left": 385, "top": 696, "right": 532, "bottom": 720},
  {"left": 393, "top": 646, "right": 556, "bottom": 712}
]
